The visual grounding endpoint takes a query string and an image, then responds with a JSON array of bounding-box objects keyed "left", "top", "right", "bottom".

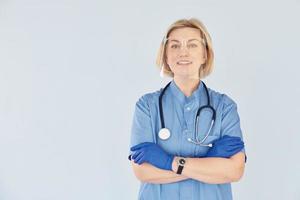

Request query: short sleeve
[
  {"left": 129, "top": 95, "right": 155, "bottom": 156},
  {"left": 221, "top": 94, "right": 247, "bottom": 162}
]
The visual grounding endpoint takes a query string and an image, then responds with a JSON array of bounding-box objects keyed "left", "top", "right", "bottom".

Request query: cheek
[
  {"left": 166, "top": 54, "right": 176, "bottom": 63},
  {"left": 191, "top": 53, "right": 206, "bottom": 64}
]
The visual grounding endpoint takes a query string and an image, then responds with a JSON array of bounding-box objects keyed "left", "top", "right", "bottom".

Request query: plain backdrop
[{"left": 1, "top": 0, "right": 300, "bottom": 199}]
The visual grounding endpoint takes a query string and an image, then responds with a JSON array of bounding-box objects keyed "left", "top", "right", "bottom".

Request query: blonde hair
[{"left": 156, "top": 18, "right": 214, "bottom": 78}]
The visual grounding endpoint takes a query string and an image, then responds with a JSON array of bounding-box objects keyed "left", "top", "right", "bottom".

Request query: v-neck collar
[{"left": 169, "top": 79, "right": 204, "bottom": 104}]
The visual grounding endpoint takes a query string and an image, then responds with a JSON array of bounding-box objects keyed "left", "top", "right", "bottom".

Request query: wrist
[
  {"left": 172, "top": 156, "right": 186, "bottom": 174},
  {"left": 166, "top": 155, "right": 175, "bottom": 171},
  {"left": 172, "top": 156, "right": 178, "bottom": 172}
]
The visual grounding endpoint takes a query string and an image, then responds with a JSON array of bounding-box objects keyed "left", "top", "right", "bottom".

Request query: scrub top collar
[{"left": 169, "top": 79, "right": 204, "bottom": 105}]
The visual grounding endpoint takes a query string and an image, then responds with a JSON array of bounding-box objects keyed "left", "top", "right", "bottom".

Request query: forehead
[{"left": 168, "top": 27, "right": 202, "bottom": 40}]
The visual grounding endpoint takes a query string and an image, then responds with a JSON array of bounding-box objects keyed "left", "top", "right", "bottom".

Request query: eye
[
  {"left": 171, "top": 44, "right": 180, "bottom": 49},
  {"left": 188, "top": 43, "right": 198, "bottom": 48}
]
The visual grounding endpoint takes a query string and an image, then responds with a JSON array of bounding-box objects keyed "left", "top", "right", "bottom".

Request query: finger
[
  {"left": 130, "top": 142, "right": 153, "bottom": 151},
  {"left": 222, "top": 138, "right": 242, "bottom": 145},
  {"left": 227, "top": 141, "right": 244, "bottom": 147},
  {"left": 130, "top": 142, "right": 150, "bottom": 151},
  {"left": 135, "top": 152, "right": 146, "bottom": 164},
  {"left": 221, "top": 136, "right": 241, "bottom": 142},
  {"left": 223, "top": 137, "right": 241, "bottom": 143},
  {"left": 132, "top": 150, "right": 143, "bottom": 160},
  {"left": 224, "top": 144, "right": 244, "bottom": 153},
  {"left": 213, "top": 136, "right": 241, "bottom": 144},
  {"left": 135, "top": 151, "right": 145, "bottom": 162},
  {"left": 226, "top": 142, "right": 244, "bottom": 149},
  {"left": 228, "top": 145, "right": 244, "bottom": 154}
]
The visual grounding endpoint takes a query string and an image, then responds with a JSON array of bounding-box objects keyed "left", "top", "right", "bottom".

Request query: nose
[
  {"left": 179, "top": 42, "right": 189, "bottom": 57},
  {"left": 179, "top": 47, "right": 189, "bottom": 57}
]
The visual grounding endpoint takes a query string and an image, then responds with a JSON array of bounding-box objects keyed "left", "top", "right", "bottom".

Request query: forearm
[
  {"left": 172, "top": 152, "right": 245, "bottom": 184},
  {"left": 131, "top": 161, "right": 189, "bottom": 184}
]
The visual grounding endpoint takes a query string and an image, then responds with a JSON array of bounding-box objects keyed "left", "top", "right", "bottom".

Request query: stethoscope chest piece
[{"left": 158, "top": 128, "right": 171, "bottom": 140}]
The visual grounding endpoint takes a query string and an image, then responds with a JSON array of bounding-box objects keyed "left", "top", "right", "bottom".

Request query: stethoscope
[{"left": 158, "top": 81, "right": 216, "bottom": 147}]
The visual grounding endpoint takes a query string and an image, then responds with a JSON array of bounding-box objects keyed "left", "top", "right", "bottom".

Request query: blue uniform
[{"left": 129, "top": 79, "right": 246, "bottom": 200}]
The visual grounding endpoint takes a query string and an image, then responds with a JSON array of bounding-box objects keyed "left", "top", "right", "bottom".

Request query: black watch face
[{"left": 179, "top": 159, "right": 185, "bottom": 165}]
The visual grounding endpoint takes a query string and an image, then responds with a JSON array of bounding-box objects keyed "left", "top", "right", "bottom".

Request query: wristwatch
[{"left": 176, "top": 157, "right": 186, "bottom": 174}]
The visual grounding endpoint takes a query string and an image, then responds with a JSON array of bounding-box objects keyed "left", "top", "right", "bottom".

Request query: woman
[{"left": 129, "top": 18, "right": 247, "bottom": 200}]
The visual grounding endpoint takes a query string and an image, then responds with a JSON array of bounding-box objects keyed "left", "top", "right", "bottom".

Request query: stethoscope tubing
[{"left": 159, "top": 81, "right": 216, "bottom": 146}]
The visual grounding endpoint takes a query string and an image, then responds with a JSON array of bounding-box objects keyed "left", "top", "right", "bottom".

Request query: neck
[{"left": 173, "top": 76, "right": 201, "bottom": 97}]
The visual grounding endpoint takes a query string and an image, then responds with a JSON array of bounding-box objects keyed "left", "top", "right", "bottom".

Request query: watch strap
[
  {"left": 176, "top": 157, "right": 186, "bottom": 174},
  {"left": 176, "top": 165, "right": 184, "bottom": 174}
]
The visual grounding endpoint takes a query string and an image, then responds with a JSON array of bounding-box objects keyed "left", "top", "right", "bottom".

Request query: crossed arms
[{"left": 131, "top": 151, "right": 245, "bottom": 184}]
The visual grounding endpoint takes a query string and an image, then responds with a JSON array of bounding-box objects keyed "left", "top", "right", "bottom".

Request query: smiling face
[{"left": 165, "top": 27, "right": 206, "bottom": 79}]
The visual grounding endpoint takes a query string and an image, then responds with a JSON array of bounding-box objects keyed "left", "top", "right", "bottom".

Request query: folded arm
[
  {"left": 130, "top": 136, "right": 246, "bottom": 184},
  {"left": 172, "top": 152, "right": 245, "bottom": 184},
  {"left": 131, "top": 151, "right": 245, "bottom": 184},
  {"left": 131, "top": 161, "right": 189, "bottom": 184}
]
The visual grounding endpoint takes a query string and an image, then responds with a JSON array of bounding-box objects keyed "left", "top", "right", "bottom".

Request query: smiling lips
[{"left": 177, "top": 60, "right": 192, "bottom": 65}]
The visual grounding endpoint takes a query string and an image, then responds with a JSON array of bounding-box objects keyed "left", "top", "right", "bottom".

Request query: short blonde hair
[{"left": 156, "top": 18, "right": 214, "bottom": 79}]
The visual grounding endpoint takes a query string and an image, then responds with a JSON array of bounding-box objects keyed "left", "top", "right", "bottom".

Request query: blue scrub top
[{"left": 129, "top": 79, "right": 246, "bottom": 200}]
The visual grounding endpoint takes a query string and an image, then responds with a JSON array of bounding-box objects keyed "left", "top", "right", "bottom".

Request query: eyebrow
[{"left": 168, "top": 38, "right": 202, "bottom": 43}]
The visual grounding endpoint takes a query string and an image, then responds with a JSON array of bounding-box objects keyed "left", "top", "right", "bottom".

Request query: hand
[
  {"left": 130, "top": 142, "right": 174, "bottom": 171},
  {"left": 205, "top": 135, "right": 244, "bottom": 158}
]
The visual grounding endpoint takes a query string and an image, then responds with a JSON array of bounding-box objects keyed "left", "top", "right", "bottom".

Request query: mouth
[{"left": 177, "top": 60, "right": 192, "bottom": 66}]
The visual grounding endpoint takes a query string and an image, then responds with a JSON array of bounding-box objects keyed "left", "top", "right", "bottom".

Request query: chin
[{"left": 174, "top": 73, "right": 199, "bottom": 80}]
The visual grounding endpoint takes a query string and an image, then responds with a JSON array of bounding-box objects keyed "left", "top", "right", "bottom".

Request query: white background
[{"left": 1, "top": 0, "right": 300, "bottom": 199}]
